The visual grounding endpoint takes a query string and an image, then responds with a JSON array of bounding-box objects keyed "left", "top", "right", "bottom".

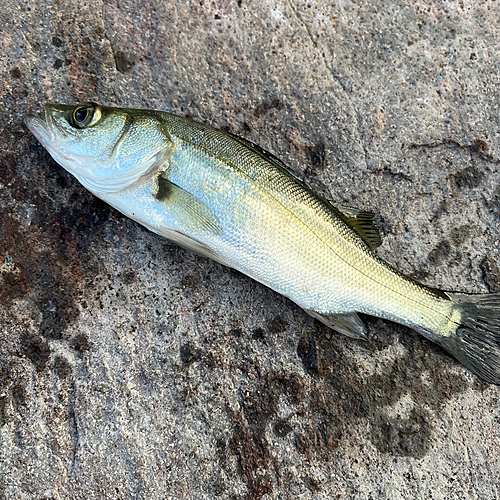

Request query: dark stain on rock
[
  {"left": 114, "top": 50, "right": 134, "bottom": 73},
  {"left": 309, "top": 324, "right": 467, "bottom": 459},
  {"left": 53, "top": 355, "right": 72, "bottom": 381},
  {"left": 229, "top": 327, "right": 242, "bottom": 338},
  {"left": 454, "top": 166, "right": 484, "bottom": 189},
  {"left": 273, "top": 418, "right": 292, "bottom": 438},
  {"left": 10, "top": 67, "right": 22, "bottom": 79},
  {"left": 304, "top": 475, "right": 322, "bottom": 492},
  {"left": 229, "top": 423, "right": 274, "bottom": 499},
  {"left": 252, "top": 327, "right": 266, "bottom": 341},
  {"left": 241, "top": 121, "right": 251, "bottom": 134},
  {"left": 489, "top": 185, "right": 500, "bottom": 221},
  {"left": 36, "top": 259, "right": 78, "bottom": 340},
  {"left": 0, "top": 397, "right": 8, "bottom": 427},
  {"left": 254, "top": 98, "right": 284, "bottom": 117},
  {"left": 480, "top": 256, "right": 500, "bottom": 293},
  {"left": 180, "top": 274, "right": 198, "bottom": 290},
  {"left": 55, "top": 167, "right": 74, "bottom": 189},
  {"left": 471, "top": 138, "right": 489, "bottom": 156},
  {"left": 427, "top": 240, "right": 452, "bottom": 266},
  {"left": 21, "top": 334, "right": 51, "bottom": 371},
  {"left": 0, "top": 271, "right": 28, "bottom": 303},
  {"left": 224, "top": 372, "right": 306, "bottom": 497},
  {"left": 305, "top": 142, "right": 326, "bottom": 169},
  {"left": 449, "top": 224, "right": 470, "bottom": 245},
  {"left": 297, "top": 337, "right": 320, "bottom": 375},
  {"left": 471, "top": 376, "right": 491, "bottom": 393},
  {"left": 266, "top": 315, "right": 287, "bottom": 335},
  {"left": 55, "top": 196, "right": 114, "bottom": 256},
  {"left": 180, "top": 342, "right": 202, "bottom": 364},
  {"left": 71, "top": 333, "right": 92, "bottom": 354},
  {"left": 223, "top": 319, "right": 469, "bottom": 492},
  {"left": 429, "top": 200, "right": 447, "bottom": 223},
  {"left": 52, "top": 36, "right": 63, "bottom": 47},
  {"left": 0, "top": 141, "right": 115, "bottom": 406},
  {"left": 122, "top": 271, "right": 136, "bottom": 285},
  {"left": 252, "top": 316, "right": 288, "bottom": 341},
  {"left": 371, "top": 408, "right": 432, "bottom": 457},
  {"left": 11, "top": 384, "right": 26, "bottom": 407},
  {"left": 464, "top": 138, "right": 500, "bottom": 165},
  {"left": 296, "top": 410, "right": 344, "bottom": 461}
]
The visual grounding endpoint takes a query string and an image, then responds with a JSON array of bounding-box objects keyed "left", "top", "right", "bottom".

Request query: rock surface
[{"left": 1, "top": 0, "right": 500, "bottom": 498}]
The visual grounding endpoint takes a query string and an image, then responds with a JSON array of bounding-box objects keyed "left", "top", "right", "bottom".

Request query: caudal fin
[{"left": 439, "top": 292, "right": 500, "bottom": 384}]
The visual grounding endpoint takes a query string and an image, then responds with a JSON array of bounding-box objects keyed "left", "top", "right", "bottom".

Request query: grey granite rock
[{"left": 1, "top": 0, "right": 500, "bottom": 498}]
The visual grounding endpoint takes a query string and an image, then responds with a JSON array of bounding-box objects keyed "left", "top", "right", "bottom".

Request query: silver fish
[{"left": 26, "top": 103, "right": 500, "bottom": 383}]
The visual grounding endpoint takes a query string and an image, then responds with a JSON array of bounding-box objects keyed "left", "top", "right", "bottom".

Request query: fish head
[{"left": 25, "top": 103, "right": 174, "bottom": 194}]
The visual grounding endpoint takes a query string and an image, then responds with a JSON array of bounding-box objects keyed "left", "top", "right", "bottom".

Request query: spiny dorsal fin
[
  {"left": 331, "top": 204, "right": 383, "bottom": 250},
  {"left": 224, "top": 130, "right": 305, "bottom": 183}
]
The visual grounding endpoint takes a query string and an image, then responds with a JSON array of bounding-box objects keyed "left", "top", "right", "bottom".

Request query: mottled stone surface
[{"left": 1, "top": 0, "right": 500, "bottom": 498}]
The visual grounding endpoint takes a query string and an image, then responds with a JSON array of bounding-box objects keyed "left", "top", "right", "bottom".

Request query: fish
[{"left": 25, "top": 102, "right": 500, "bottom": 384}]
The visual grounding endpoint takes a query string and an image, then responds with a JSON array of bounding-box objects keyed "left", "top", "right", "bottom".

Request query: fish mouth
[
  {"left": 25, "top": 104, "right": 68, "bottom": 150},
  {"left": 25, "top": 113, "right": 52, "bottom": 149},
  {"left": 25, "top": 104, "right": 78, "bottom": 179}
]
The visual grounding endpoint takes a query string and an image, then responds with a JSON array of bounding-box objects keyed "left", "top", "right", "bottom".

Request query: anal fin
[{"left": 305, "top": 309, "right": 368, "bottom": 340}]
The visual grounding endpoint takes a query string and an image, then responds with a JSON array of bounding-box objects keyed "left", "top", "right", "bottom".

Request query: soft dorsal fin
[{"left": 330, "top": 204, "right": 382, "bottom": 250}]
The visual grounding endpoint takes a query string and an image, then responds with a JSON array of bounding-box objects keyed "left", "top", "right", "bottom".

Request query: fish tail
[{"left": 438, "top": 292, "right": 500, "bottom": 384}]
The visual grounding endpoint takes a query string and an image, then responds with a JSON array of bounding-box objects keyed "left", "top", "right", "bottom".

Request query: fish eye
[
  {"left": 74, "top": 107, "right": 89, "bottom": 123},
  {"left": 70, "top": 103, "right": 102, "bottom": 128}
]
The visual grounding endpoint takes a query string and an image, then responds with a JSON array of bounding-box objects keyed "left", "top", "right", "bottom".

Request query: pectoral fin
[
  {"left": 305, "top": 309, "right": 368, "bottom": 340},
  {"left": 155, "top": 173, "right": 222, "bottom": 234}
]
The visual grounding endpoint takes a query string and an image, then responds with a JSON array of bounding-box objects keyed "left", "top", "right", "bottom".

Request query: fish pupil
[{"left": 74, "top": 107, "right": 89, "bottom": 123}]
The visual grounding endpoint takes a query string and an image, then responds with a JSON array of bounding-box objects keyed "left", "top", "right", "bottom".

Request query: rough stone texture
[{"left": 1, "top": 0, "right": 500, "bottom": 498}]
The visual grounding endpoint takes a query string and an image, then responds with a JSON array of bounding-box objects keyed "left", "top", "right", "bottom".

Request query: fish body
[{"left": 26, "top": 103, "right": 500, "bottom": 383}]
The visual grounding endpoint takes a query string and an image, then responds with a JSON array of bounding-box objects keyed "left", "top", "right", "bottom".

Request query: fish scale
[
  {"left": 25, "top": 103, "right": 500, "bottom": 384},
  {"left": 162, "top": 114, "right": 454, "bottom": 333}
]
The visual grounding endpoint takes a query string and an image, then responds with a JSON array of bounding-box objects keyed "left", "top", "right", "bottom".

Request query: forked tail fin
[{"left": 439, "top": 292, "right": 500, "bottom": 384}]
